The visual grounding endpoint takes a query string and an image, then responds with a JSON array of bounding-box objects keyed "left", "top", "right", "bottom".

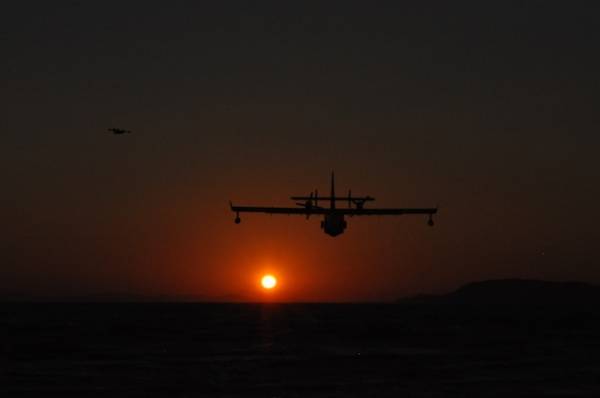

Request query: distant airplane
[
  {"left": 230, "top": 173, "right": 438, "bottom": 237},
  {"left": 108, "top": 128, "right": 132, "bottom": 135}
]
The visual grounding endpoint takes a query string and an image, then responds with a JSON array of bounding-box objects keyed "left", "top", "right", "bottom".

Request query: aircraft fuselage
[{"left": 321, "top": 212, "right": 347, "bottom": 237}]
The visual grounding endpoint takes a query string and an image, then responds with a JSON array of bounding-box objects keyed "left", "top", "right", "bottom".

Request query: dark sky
[{"left": 2, "top": 1, "right": 599, "bottom": 301}]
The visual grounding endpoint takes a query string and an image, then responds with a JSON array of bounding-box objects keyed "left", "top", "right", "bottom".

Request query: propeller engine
[
  {"left": 296, "top": 192, "right": 314, "bottom": 208},
  {"left": 295, "top": 191, "right": 319, "bottom": 219}
]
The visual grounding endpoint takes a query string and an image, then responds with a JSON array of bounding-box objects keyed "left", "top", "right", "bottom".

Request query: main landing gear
[
  {"left": 234, "top": 212, "right": 241, "bottom": 224},
  {"left": 427, "top": 215, "right": 434, "bottom": 227}
]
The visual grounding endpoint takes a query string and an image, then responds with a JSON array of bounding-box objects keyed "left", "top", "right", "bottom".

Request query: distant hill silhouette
[{"left": 400, "top": 279, "right": 600, "bottom": 307}]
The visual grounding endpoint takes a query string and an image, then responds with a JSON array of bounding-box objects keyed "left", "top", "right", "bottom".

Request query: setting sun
[{"left": 261, "top": 274, "right": 277, "bottom": 290}]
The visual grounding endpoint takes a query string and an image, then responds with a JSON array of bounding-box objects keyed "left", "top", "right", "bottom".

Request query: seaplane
[
  {"left": 230, "top": 173, "right": 438, "bottom": 237},
  {"left": 108, "top": 128, "right": 132, "bottom": 135}
]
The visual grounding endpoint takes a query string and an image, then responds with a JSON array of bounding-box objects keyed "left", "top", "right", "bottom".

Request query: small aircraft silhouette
[
  {"left": 108, "top": 128, "right": 132, "bottom": 135},
  {"left": 230, "top": 173, "right": 438, "bottom": 237}
]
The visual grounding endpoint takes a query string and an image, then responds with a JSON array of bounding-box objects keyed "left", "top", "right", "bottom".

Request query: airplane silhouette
[
  {"left": 230, "top": 173, "right": 438, "bottom": 237},
  {"left": 108, "top": 128, "right": 132, "bottom": 135}
]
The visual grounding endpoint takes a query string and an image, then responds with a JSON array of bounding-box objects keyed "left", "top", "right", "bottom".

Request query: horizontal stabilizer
[{"left": 290, "top": 196, "right": 375, "bottom": 202}]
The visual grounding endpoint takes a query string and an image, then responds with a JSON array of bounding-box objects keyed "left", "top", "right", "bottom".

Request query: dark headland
[{"left": 399, "top": 278, "right": 600, "bottom": 307}]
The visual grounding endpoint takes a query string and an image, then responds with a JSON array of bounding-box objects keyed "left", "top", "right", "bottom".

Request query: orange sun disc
[{"left": 261, "top": 275, "right": 277, "bottom": 289}]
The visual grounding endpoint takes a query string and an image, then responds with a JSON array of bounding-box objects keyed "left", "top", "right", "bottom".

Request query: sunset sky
[{"left": 2, "top": 2, "right": 599, "bottom": 301}]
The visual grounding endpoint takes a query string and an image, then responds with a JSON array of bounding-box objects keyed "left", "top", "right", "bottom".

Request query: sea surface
[{"left": 2, "top": 303, "right": 600, "bottom": 397}]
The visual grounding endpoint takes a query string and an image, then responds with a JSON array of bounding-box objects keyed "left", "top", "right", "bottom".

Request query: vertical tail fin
[{"left": 331, "top": 171, "right": 335, "bottom": 209}]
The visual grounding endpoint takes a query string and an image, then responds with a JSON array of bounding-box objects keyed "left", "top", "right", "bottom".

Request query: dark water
[{"left": 3, "top": 303, "right": 600, "bottom": 397}]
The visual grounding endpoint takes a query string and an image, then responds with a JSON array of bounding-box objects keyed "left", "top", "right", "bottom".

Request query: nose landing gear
[{"left": 234, "top": 212, "right": 241, "bottom": 224}]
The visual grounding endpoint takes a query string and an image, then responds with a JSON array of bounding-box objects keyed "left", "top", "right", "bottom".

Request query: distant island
[{"left": 399, "top": 279, "right": 600, "bottom": 306}]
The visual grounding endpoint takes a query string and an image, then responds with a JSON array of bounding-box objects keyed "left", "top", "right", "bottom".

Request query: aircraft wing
[
  {"left": 338, "top": 208, "right": 438, "bottom": 216},
  {"left": 230, "top": 203, "right": 328, "bottom": 215}
]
